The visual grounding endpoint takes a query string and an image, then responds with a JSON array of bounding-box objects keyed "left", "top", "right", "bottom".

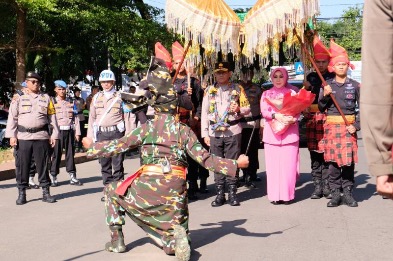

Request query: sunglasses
[{"left": 27, "top": 79, "right": 41, "bottom": 85}]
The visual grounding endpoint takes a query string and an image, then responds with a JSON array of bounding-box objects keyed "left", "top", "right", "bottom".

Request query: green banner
[{"left": 236, "top": 12, "right": 247, "bottom": 23}]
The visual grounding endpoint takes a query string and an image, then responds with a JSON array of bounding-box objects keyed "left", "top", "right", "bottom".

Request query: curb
[{"left": 0, "top": 153, "right": 95, "bottom": 182}]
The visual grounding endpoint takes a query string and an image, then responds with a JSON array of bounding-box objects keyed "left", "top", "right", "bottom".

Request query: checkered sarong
[
  {"left": 319, "top": 123, "right": 358, "bottom": 167},
  {"left": 305, "top": 112, "right": 326, "bottom": 152}
]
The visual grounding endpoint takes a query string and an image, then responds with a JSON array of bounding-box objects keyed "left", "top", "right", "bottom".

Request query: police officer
[
  {"left": 239, "top": 66, "right": 263, "bottom": 187},
  {"left": 87, "top": 69, "right": 133, "bottom": 201},
  {"left": 172, "top": 41, "right": 209, "bottom": 200},
  {"left": 201, "top": 62, "right": 251, "bottom": 207},
  {"left": 50, "top": 80, "right": 83, "bottom": 187},
  {"left": 5, "top": 71, "right": 59, "bottom": 205},
  {"left": 73, "top": 87, "right": 86, "bottom": 152}
]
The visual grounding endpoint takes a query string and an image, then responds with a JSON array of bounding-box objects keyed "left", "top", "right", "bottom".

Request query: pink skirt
[{"left": 264, "top": 141, "right": 299, "bottom": 202}]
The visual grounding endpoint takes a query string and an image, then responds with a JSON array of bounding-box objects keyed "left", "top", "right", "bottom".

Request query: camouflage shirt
[{"left": 87, "top": 113, "right": 237, "bottom": 176}]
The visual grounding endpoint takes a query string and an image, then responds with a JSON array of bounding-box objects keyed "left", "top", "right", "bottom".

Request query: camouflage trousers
[{"left": 104, "top": 171, "right": 189, "bottom": 255}]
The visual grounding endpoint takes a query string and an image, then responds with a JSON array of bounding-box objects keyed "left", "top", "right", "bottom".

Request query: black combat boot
[
  {"left": 228, "top": 184, "right": 240, "bottom": 206},
  {"left": 199, "top": 178, "right": 209, "bottom": 193},
  {"left": 211, "top": 184, "right": 226, "bottom": 207},
  {"left": 310, "top": 179, "right": 323, "bottom": 199},
  {"left": 105, "top": 225, "right": 126, "bottom": 253},
  {"left": 16, "top": 188, "right": 27, "bottom": 205},
  {"left": 42, "top": 187, "right": 56, "bottom": 203},
  {"left": 245, "top": 175, "right": 256, "bottom": 188},
  {"left": 327, "top": 189, "right": 341, "bottom": 207},
  {"left": 342, "top": 186, "right": 358, "bottom": 207},
  {"left": 322, "top": 179, "right": 332, "bottom": 199}
]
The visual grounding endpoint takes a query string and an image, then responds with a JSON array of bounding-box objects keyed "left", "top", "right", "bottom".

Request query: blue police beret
[{"left": 54, "top": 80, "right": 67, "bottom": 88}]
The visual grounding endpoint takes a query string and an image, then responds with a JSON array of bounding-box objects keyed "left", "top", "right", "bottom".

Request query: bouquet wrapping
[{"left": 265, "top": 89, "right": 315, "bottom": 134}]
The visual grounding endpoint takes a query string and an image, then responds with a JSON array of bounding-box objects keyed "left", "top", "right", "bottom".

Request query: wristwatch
[{"left": 272, "top": 113, "right": 276, "bottom": 119}]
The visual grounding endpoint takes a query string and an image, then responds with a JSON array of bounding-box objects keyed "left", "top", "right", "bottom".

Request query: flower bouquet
[{"left": 265, "top": 89, "right": 315, "bottom": 134}]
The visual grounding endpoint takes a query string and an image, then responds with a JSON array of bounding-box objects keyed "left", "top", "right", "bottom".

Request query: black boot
[
  {"left": 211, "top": 184, "right": 226, "bottom": 207},
  {"left": 310, "top": 179, "right": 323, "bottom": 199},
  {"left": 228, "top": 184, "right": 240, "bottom": 206},
  {"left": 42, "top": 187, "right": 56, "bottom": 203},
  {"left": 342, "top": 186, "right": 358, "bottom": 207},
  {"left": 16, "top": 188, "right": 27, "bottom": 205},
  {"left": 199, "top": 178, "right": 209, "bottom": 193},
  {"left": 322, "top": 179, "right": 332, "bottom": 199},
  {"left": 327, "top": 189, "right": 341, "bottom": 207},
  {"left": 105, "top": 225, "right": 126, "bottom": 253},
  {"left": 245, "top": 175, "right": 256, "bottom": 188}
]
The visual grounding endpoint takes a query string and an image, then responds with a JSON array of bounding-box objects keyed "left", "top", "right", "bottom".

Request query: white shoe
[{"left": 50, "top": 176, "right": 58, "bottom": 187}]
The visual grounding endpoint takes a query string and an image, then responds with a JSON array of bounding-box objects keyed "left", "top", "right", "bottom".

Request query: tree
[{"left": 316, "top": 6, "right": 363, "bottom": 60}]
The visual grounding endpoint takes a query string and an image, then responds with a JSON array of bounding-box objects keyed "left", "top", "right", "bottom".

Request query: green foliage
[
  {"left": 1, "top": 0, "right": 177, "bottom": 92},
  {"left": 316, "top": 6, "right": 363, "bottom": 60}
]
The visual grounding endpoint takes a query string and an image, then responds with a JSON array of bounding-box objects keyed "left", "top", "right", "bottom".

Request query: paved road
[{"left": 1, "top": 140, "right": 393, "bottom": 261}]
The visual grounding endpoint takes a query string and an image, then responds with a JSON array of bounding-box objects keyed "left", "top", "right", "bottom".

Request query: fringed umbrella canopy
[
  {"left": 165, "top": 0, "right": 242, "bottom": 55},
  {"left": 243, "top": 0, "right": 320, "bottom": 63}
]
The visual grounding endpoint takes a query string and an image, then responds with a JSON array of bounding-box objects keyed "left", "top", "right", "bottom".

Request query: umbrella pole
[
  {"left": 172, "top": 40, "right": 192, "bottom": 84},
  {"left": 293, "top": 28, "right": 350, "bottom": 126}
]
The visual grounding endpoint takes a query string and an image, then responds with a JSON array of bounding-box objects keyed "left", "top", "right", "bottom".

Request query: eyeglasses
[
  {"left": 273, "top": 75, "right": 284, "bottom": 79},
  {"left": 27, "top": 80, "right": 41, "bottom": 85}
]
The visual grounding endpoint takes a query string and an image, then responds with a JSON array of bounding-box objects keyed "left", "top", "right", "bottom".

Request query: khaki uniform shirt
[
  {"left": 5, "top": 92, "right": 59, "bottom": 140},
  {"left": 201, "top": 83, "right": 250, "bottom": 138},
  {"left": 54, "top": 97, "right": 81, "bottom": 136},
  {"left": 87, "top": 91, "right": 132, "bottom": 139}
]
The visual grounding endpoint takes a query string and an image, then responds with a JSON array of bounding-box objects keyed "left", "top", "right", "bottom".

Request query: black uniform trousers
[
  {"left": 310, "top": 151, "right": 329, "bottom": 181},
  {"left": 186, "top": 154, "right": 209, "bottom": 183},
  {"left": 51, "top": 129, "right": 76, "bottom": 176},
  {"left": 14, "top": 150, "right": 37, "bottom": 178},
  {"left": 240, "top": 127, "right": 260, "bottom": 178},
  {"left": 97, "top": 130, "right": 125, "bottom": 185},
  {"left": 210, "top": 134, "right": 241, "bottom": 186},
  {"left": 328, "top": 162, "right": 355, "bottom": 190},
  {"left": 15, "top": 139, "right": 51, "bottom": 189}
]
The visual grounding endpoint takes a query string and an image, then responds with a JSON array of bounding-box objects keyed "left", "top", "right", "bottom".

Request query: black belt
[
  {"left": 17, "top": 124, "right": 49, "bottom": 133},
  {"left": 210, "top": 119, "right": 241, "bottom": 126},
  {"left": 240, "top": 115, "right": 262, "bottom": 122}
]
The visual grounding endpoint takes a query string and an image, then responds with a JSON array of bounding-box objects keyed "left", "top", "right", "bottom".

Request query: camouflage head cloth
[
  {"left": 141, "top": 56, "right": 177, "bottom": 113},
  {"left": 121, "top": 56, "right": 177, "bottom": 114}
]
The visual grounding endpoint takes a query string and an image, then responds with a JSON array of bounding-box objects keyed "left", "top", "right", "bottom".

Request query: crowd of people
[{"left": 4, "top": 27, "right": 391, "bottom": 260}]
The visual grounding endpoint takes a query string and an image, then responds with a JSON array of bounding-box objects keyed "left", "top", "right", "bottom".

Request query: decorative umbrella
[
  {"left": 243, "top": 0, "right": 320, "bottom": 62},
  {"left": 165, "top": 0, "right": 242, "bottom": 56}
]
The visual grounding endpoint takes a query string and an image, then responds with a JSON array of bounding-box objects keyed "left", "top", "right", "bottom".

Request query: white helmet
[{"left": 99, "top": 69, "right": 115, "bottom": 82}]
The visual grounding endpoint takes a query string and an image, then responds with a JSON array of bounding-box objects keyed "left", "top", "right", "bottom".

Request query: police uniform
[
  {"left": 240, "top": 80, "right": 262, "bottom": 185},
  {"left": 5, "top": 72, "right": 59, "bottom": 204},
  {"left": 50, "top": 81, "right": 82, "bottom": 186},
  {"left": 87, "top": 73, "right": 132, "bottom": 186},
  {"left": 201, "top": 62, "right": 251, "bottom": 207}
]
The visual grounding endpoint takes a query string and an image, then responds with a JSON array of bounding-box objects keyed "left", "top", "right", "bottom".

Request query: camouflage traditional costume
[{"left": 86, "top": 57, "right": 238, "bottom": 259}]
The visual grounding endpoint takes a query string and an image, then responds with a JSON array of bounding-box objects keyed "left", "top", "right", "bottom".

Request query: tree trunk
[
  {"left": 134, "top": 0, "right": 151, "bottom": 20},
  {"left": 15, "top": 4, "right": 26, "bottom": 89}
]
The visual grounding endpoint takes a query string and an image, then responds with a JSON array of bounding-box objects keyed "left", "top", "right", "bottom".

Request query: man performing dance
[{"left": 83, "top": 56, "right": 249, "bottom": 261}]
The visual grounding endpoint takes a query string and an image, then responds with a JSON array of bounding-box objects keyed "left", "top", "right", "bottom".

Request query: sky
[{"left": 145, "top": 0, "right": 364, "bottom": 19}]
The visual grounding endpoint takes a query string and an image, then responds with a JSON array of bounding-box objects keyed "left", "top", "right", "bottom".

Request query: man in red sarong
[
  {"left": 318, "top": 40, "right": 360, "bottom": 208},
  {"left": 304, "top": 36, "right": 335, "bottom": 199}
]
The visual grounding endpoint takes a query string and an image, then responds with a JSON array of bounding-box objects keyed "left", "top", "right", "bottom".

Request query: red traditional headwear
[
  {"left": 328, "top": 39, "right": 355, "bottom": 72},
  {"left": 154, "top": 42, "right": 172, "bottom": 70},
  {"left": 172, "top": 41, "right": 184, "bottom": 62},
  {"left": 313, "top": 36, "right": 330, "bottom": 61}
]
